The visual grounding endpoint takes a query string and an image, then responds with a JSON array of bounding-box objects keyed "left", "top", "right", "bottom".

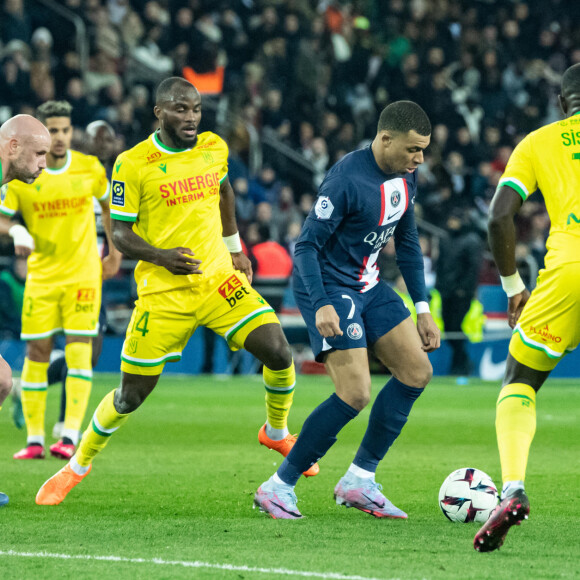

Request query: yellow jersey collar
[
  {"left": 45, "top": 150, "right": 72, "bottom": 175},
  {"left": 152, "top": 131, "right": 191, "bottom": 154}
]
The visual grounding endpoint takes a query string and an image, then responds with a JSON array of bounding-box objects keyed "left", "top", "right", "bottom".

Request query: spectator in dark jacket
[{"left": 436, "top": 208, "right": 483, "bottom": 375}]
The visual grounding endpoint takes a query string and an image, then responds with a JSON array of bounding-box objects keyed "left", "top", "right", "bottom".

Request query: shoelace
[
  {"left": 277, "top": 486, "right": 299, "bottom": 507},
  {"left": 357, "top": 479, "right": 386, "bottom": 504}
]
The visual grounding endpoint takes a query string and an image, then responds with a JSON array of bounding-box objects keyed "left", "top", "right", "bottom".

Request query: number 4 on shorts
[{"left": 134, "top": 311, "right": 150, "bottom": 336}]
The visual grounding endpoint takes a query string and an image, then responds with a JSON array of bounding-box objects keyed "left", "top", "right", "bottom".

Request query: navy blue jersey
[{"left": 294, "top": 145, "right": 427, "bottom": 311}]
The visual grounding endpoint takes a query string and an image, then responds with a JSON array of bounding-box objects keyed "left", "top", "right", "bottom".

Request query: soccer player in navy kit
[{"left": 254, "top": 101, "right": 440, "bottom": 519}]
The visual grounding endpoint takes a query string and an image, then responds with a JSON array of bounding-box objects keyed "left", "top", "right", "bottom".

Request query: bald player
[
  {"left": 0, "top": 114, "right": 50, "bottom": 507},
  {"left": 0, "top": 114, "right": 50, "bottom": 186}
]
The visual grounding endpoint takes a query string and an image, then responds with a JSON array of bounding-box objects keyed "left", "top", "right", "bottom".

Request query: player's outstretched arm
[{"left": 111, "top": 219, "right": 202, "bottom": 276}]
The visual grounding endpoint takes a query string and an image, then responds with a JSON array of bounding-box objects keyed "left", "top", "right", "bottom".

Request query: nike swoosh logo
[
  {"left": 362, "top": 493, "right": 385, "bottom": 509},
  {"left": 479, "top": 347, "right": 506, "bottom": 381},
  {"left": 271, "top": 500, "right": 300, "bottom": 517},
  {"left": 387, "top": 211, "right": 401, "bottom": 220}
]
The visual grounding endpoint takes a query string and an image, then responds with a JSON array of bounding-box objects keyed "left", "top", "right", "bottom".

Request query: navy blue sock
[
  {"left": 277, "top": 393, "right": 359, "bottom": 486},
  {"left": 353, "top": 377, "right": 423, "bottom": 473},
  {"left": 59, "top": 363, "right": 68, "bottom": 423}
]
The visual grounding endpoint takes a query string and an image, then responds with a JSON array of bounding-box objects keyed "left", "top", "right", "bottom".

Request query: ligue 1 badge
[{"left": 315, "top": 196, "right": 334, "bottom": 219}]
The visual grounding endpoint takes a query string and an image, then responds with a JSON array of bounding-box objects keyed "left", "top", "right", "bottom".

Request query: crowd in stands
[{"left": 1, "top": 0, "right": 578, "bottom": 336}]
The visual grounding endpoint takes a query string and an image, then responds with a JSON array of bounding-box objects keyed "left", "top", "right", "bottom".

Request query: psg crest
[
  {"left": 391, "top": 190, "right": 401, "bottom": 207},
  {"left": 379, "top": 178, "right": 408, "bottom": 226},
  {"left": 347, "top": 323, "right": 363, "bottom": 340}
]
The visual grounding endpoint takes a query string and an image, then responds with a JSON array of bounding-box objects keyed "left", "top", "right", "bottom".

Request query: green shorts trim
[
  {"left": 120, "top": 351, "right": 183, "bottom": 367},
  {"left": 224, "top": 306, "right": 275, "bottom": 343}
]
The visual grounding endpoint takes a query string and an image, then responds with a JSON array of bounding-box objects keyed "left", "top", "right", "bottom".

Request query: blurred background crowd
[{"left": 0, "top": 0, "right": 577, "bottom": 366}]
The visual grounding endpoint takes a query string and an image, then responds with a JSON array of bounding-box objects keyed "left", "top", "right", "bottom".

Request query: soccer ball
[{"left": 438, "top": 467, "right": 498, "bottom": 523}]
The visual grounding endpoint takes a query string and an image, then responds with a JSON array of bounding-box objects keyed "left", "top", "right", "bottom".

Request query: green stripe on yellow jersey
[
  {"left": 110, "top": 131, "right": 232, "bottom": 296},
  {"left": 499, "top": 115, "right": 580, "bottom": 269},
  {"left": 0, "top": 150, "right": 107, "bottom": 285}
]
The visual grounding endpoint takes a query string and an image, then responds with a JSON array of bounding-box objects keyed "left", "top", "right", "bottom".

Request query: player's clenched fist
[
  {"left": 315, "top": 304, "right": 343, "bottom": 338},
  {"left": 156, "top": 247, "right": 203, "bottom": 275}
]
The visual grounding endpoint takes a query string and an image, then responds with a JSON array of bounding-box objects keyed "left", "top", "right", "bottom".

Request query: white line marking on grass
[{"left": 0, "top": 550, "right": 395, "bottom": 580}]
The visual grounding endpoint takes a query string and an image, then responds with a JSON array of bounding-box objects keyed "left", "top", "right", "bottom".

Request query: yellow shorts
[
  {"left": 509, "top": 263, "right": 580, "bottom": 371},
  {"left": 120, "top": 271, "right": 279, "bottom": 375},
  {"left": 21, "top": 280, "right": 101, "bottom": 340}
]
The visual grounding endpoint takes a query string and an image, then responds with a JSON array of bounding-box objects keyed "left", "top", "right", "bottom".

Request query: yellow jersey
[
  {"left": 110, "top": 130, "right": 230, "bottom": 296},
  {"left": 498, "top": 112, "right": 580, "bottom": 269},
  {"left": 0, "top": 150, "right": 109, "bottom": 284}
]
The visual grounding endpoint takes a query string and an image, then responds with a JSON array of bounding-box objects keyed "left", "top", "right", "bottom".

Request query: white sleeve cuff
[
  {"left": 8, "top": 224, "right": 34, "bottom": 250},
  {"left": 500, "top": 272, "right": 526, "bottom": 297},
  {"left": 415, "top": 301, "right": 430, "bottom": 314},
  {"left": 223, "top": 232, "right": 243, "bottom": 253}
]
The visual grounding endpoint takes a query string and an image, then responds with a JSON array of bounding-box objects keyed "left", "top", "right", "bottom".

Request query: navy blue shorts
[{"left": 294, "top": 278, "right": 410, "bottom": 362}]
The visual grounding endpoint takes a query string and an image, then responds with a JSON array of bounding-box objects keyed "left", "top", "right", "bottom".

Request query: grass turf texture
[{"left": 0, "top": 374, "right": 578, "bottom": 580}]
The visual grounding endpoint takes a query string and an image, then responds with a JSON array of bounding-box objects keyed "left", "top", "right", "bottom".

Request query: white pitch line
[{"left": 0, "top": 550, "right": 394, "bottom": 580}]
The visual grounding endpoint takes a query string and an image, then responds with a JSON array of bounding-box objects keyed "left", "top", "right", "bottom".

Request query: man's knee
[
  {"left": 114, "top": 375, "right": 158, "bottom": 413},
  {"left": 395, "top": 358, "right": 433, "bottom": 388},
  {"left": 502, "top": 354, "right": 549, "bottom": 392},
  {"left": 335, "top": 376, "right": 372, "bottom": 411},
  {"left": 114, "top": 386, "right": 143, "bottom": 414},
  {"left": 342, "top": 389, "right": 371, "bottom": 411},
  {"left": 246, "top": 326, "right": 293, "bottom": 370},
  {"left": 26, "top": 340, "right": 52, "bottom": 362}
]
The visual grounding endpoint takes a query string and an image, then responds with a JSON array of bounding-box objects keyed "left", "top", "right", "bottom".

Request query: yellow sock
[
  {"left": 21, "top": 358, "right": 49, "bottom": 444},
  {"left": 63, "top": 342, "right": 93, "bottom": 443},
  {"left": 496, "top": 383, "right": 536, "bottom": 485},
  {"left": 263, "top": 362, "right": 295, "bottom": 430},
  {"left": 76, "top": 390, "right": 129, "bottom": 467}
]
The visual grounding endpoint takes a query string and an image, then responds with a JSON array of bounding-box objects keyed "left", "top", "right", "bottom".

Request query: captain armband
[{"left": 223, "top": 232, "right": 243, "bottom": 253}]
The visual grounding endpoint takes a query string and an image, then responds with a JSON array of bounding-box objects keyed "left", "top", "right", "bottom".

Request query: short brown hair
[{"left": 36, "top": 100, "right": 73, "bottom": 123}]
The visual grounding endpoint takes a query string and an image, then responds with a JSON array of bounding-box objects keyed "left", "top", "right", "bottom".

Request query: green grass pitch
[{"left": 0, "top": 374, "right": 578, "bottom": 579}]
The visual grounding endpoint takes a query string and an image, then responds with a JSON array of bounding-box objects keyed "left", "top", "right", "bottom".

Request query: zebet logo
[
  {"left": 76, "top": 288, "right": 96, "bottom": 312},
  {"left": 218, "top": 274, "right": 250, "bottom": 308}
]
